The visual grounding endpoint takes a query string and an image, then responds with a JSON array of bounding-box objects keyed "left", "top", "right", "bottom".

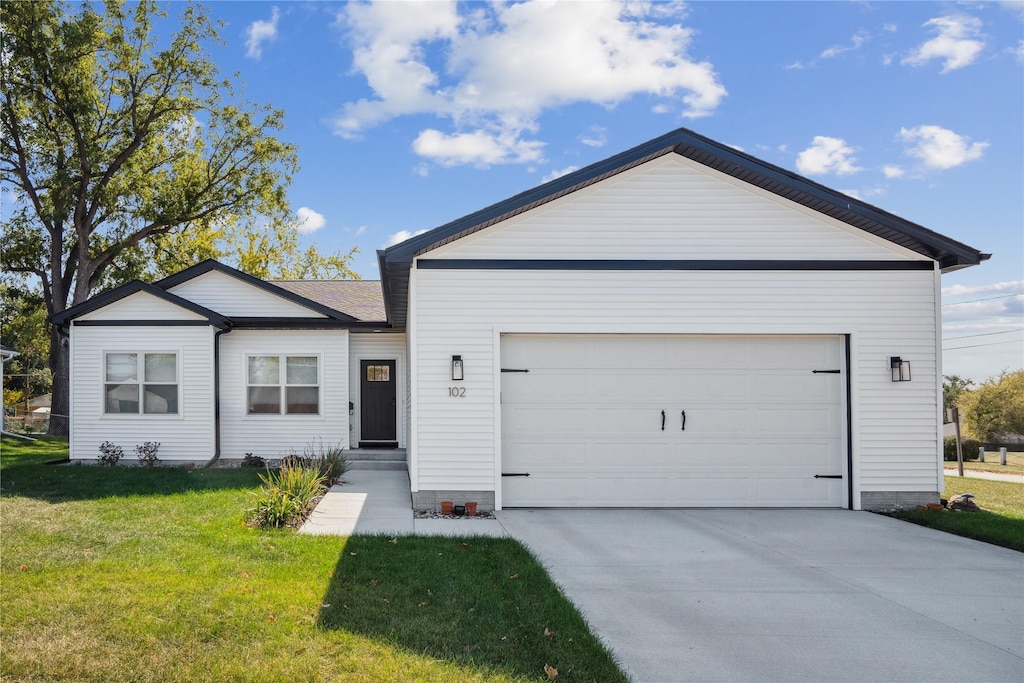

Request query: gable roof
[
  {"left": 155, "top": 260, "right": 359, "bottom": 322},
  {"left": 51, "top": 280, "right": 230, "bottom": 328},
  {"left": 271, "top": 280, "right": 386, "bottom": 323},
  {"left": 380, "top": 127, "right": 989, "bottom": 327}
]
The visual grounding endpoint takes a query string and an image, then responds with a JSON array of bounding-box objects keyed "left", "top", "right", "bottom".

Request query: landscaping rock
[{"left": 948, "top": 494, "right": 980, "bottom": 512}]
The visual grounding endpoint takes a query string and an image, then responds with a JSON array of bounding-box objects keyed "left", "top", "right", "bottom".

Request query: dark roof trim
[
  {"left": 416, "top": 259, "right": 935, "bottom": 271},
  {"left": 73, "top": 320, "right": 215, "bottom": 327},
  {"left": 380, "top": 127, "right": 988, "bottom": 326},
  {"left": 51, "top": 280, "right": 230, "bottom": 328},
  {"left": 155, "top": 259, "right": 358, "bottom": 322}
]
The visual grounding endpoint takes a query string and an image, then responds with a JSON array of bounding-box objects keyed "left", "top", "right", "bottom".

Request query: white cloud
[
  {"left": 542, "top": 165, "right": 580, "bottom": 183},
  {"left": 295, "top": 207, "right": 326, "bottom": 234},
  {"left": 882, "top": 165, "right": 905, "bottom": 178},
  {"left": 579, "top": 125, "right": 607, "bottom": 148},
  {"left": 899, "top": 125, "right": 989, "bottom": 170},
  {"left": 839, "top": 188, "right": 863, "bottom": 200},
  {"left": 1009, "top": 39, "right": 1024, "bottom": 62},
  {"left": 796, "top": 136, "right": 863, "bottom": 176},
  {"left": 245, "top": 6, "right": 280, "bottom": 60},
  {"left": 385, "top": 229, "right": 428, "bottom": 247},
  {"left": 883, "top": 23, "right": 898, "bottom": 33},
  {"left": 332, "top": 1, "right": 726, "bottom": 166},
  {"left": 902, "top": 15, "right": 985, "bottom": 72},
  {"left": 412, "top": 129, "right": 545, "bottom": 167},
  {"left": 651, "top": 103, "right": 672, "bottom": 114},
  {"left": 820, "top": 31, "right": 868, "bottom": 59},
  {"left": 942, "top": 280, "right": 1023, "bottom": 297},
  {"left": 784, "top": 60, "right": 808, "bottom": 70}
]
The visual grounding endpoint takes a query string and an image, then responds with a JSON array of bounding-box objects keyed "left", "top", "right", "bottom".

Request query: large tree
[
  {"left": 1, "top": 0, "right": 302, "bottom": 435},
  {"left": 959, "top": 370, "right": 1024, "bottom": 442}
]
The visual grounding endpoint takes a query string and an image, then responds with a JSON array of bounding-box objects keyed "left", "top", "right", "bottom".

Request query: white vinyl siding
[
  {"left": 220, "top": 330, "right": 349, "bottom": 459},
  {"left": 349, "top": 332, "right": 407, "bottom": 448},
  {"left": 167, "top": 270, "right": 326, "bottom": 318},
  {"left": 429, "top": 155, "right": 921, "bottom": 262},
  {"left": 78, "top": 291, "right": 207, "bottom": 321},
  {"left": 411, "top": 266, "right": 940, "bottom": 508},
  {"left": 70, "top": 325, "right": 214, "bottom": 461}
]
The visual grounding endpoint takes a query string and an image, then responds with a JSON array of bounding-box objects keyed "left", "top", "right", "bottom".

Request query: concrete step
[
  {"left": 348, "top": 460, "right": 408, "bottom": 471},
  {"left": 346, "top": 448, "right": 406, "bottom": 462}
]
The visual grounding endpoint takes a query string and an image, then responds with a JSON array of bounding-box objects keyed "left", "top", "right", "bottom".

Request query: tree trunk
[{"left": 47, "top": 325, "right": 70, "bottom": 437}]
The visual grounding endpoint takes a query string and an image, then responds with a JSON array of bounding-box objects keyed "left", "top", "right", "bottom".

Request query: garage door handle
[
  {"left": 814, "top": 474, "right": 843, "bottom": 479},
  {"left": 681, "top": 410, "right": 686, "bottom": 431},
  {"left": 501, "top": 472, "right": 530, "bottom": 477},
  {"left": 661, "top": 410, "right": 665, "bottom": 430}
]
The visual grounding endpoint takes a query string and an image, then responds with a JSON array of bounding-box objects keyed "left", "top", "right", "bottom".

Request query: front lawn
[
  {"left": 945, "top": 450, "right": 1024, "bottom": 475},
  {"left": 893, "top": 476, "right": 1024, "bottom": 552},
  {"left": 0, "top": 437, "right": 626, "bottom": 682}
]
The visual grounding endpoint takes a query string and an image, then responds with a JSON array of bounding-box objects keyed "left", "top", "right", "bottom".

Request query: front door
[{"left": 360, "top": 360, "right": 397, "bottom": 447}]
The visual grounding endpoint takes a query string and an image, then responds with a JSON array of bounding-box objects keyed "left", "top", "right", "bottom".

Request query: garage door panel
[
  {"left": 501, "top": 335, "right": 845, "bottom": 508},
  {"left": 756, "top": 406, "right": 841, "bottom": 435}
]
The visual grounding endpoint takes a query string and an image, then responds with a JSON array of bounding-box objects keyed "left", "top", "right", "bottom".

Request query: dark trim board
[
  {"left": 417, "top": 259, "right": 935, "bottom": 271},
  {"left": 844, "top": 334, "right": 854, "bottom": 511},
  {"left": 73, "top": 320, "right": 213, "bottom": 327}
]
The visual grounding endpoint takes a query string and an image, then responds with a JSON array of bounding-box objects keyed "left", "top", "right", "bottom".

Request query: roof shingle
[{"left": 271, "top": 280, "right": 386, "bottom": 323}]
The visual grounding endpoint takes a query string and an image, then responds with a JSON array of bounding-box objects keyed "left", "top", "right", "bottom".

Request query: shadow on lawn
[
  {"left": 316, "top": 534, "right": 627, "bottom": 683},
  {"left": 1, "top": 445, "right": 262, "bottom": 503}
]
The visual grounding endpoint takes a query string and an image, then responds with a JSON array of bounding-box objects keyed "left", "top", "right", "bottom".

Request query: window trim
[
  {"left": 245, "top": 354, "right": 322, "bottom": 417},
  {"left": 102, "top": 350, "right": 181, "bottom": 417}
]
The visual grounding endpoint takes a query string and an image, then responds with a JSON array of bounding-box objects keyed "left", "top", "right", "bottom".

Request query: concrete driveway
[{"left": 496, "top": 509, "right": 1023, "bottom": 683}]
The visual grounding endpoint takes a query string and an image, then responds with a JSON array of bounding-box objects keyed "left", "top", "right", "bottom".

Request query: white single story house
[{"left": 53, "top": 128, "right": 988, "bottom": 511}]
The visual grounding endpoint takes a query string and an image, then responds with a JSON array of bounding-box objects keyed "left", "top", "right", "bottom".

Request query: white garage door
[{"left": 500, "top": 335, "right": 846, "bottom": 507}]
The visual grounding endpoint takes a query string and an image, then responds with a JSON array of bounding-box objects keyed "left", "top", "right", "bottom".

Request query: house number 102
[{"left": 448, "top": 386, "right": 466, "bottom": 397}]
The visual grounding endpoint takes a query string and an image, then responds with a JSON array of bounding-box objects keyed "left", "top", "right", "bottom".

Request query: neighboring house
[
  {"left": 1, "top": 344, "right": 20, "bottom": 434},
  {"left": 52, "top": 128, "right": 988, "bottom": 511}
]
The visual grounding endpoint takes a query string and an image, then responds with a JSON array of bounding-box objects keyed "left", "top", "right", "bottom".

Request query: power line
[
  {"left": 943, "top": 339, "right": 1024, "bottom": 351},
  {"left": 942, "top": 328, "right": 1024, "bottom": 341},
  {"left": 942, "top": 293, "right": 1023, "bottom": 306}
]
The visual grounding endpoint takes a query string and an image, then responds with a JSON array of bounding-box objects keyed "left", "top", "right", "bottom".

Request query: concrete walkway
[
  {"left": 499, "top": 508, "right": 1024, "bottom": 683},
  {"left": 299, "top": 469, "right": 506, "bottom": 537},
  {"left": 943, "top": 468, "right": 1024, "bottom": 483}
]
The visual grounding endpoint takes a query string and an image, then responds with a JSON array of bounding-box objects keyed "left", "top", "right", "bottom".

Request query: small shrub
[
  {"left": 240, "top": 453, "right": 265, "bottom": 468},
  {"left": 305, "top": 439, "right": 348, "bottom": 484},
  {"left": 135, "top": 441, "right": 161, "bottom": 467},
  {"left": 943, "top": 436, "right": 981, "bottom": 461},
  {"left": 97, "top": 441, "right": 123, "bottom": 467},
  {"left": 246, "top": 465, "right": 327, "bottom": 529},
  {"left": 281, "top": 440, "right": 348, "bottom": 484}
]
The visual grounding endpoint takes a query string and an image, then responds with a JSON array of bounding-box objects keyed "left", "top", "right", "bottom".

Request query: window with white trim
[
  {"left": 104, "top": 352, "right": 179, "bottom": 414},
  {"left": 247, "top": 355, "right": 320, "bottom": 415}
]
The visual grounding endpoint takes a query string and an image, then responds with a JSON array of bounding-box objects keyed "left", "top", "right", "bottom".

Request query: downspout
[{"left": 203, "top": 323, "right": 233, "bottom": 468}]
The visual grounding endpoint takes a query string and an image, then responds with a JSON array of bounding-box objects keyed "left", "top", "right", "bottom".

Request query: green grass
[
  {"left": 894, "top": 476, "right": 1024, "bottom": 552},
  {"left": 0, "top": 437, "right": 626, "bottom": 682},
  {"left": 945, "top": 450, "right": 1024, "bottom": 475}
]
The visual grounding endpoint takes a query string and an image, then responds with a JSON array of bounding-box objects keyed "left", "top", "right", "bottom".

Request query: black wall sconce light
[
  {"left": 890, "top": 356, "right": 911, "bottom": 382},
  {"left": 452, "top": 355, "right": 464, "bottom": 381}
]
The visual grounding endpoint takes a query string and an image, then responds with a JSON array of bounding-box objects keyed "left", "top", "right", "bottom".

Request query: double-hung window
[
  {"left": 104, "top": 352, "right": 178, "bottom": 414},
  {"left": 247, "top": 355, "right": 319, "bottom": 415}
]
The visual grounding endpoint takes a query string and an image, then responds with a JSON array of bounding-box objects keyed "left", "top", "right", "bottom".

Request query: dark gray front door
[{"left": 360, "top": 360, "right": 396, "bottom": 446}]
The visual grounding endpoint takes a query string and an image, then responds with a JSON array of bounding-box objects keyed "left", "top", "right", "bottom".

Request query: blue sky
[{"left": 34, "top": 2, "right": 1024, "bottom": 380}]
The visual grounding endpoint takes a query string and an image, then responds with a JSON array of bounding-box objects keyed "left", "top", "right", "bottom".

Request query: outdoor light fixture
[
  {"left": 890, "top": 356, "right": 911, "bottom": 382},
  {"left": 452, "top": 355, "right": 464, "bottom": 381}
]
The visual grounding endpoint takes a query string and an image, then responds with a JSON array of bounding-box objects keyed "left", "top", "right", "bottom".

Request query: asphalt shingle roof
[{"left": 271, "top": 280, "right": 387, "bottom": 323}]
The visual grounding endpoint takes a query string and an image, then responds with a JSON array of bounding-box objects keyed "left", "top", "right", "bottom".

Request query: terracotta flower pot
[
  {"left": 440, "top": 501, "right": 453, "bottom": 515},
  {"left": 465, "top": 502, "right": 478, "bottom": 516}
]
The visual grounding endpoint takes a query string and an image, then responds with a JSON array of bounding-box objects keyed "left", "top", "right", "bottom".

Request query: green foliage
[
  {"left": 942, "top": 375, "right": 974, "bottom": 411},
  {"left": 97, "top": 441, "right": 123, "bottom": 466},
  {"left": 0, "top": 280, "right": 52, "bottom": 400},
  {"left": 246, "top": 464, "right": 326, "bottom": 529},
  {"left": 958, "top": 370, "right": 1024, "bottom": 441},
  {"left": 134, "top": 441, "right": 160, "bottom": 467},
  {"left": 942, "top": 437, "right": 981, "bottom": 462},
  {"left": 280, "top": 440, "right": 348, "bottom": 484}
]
